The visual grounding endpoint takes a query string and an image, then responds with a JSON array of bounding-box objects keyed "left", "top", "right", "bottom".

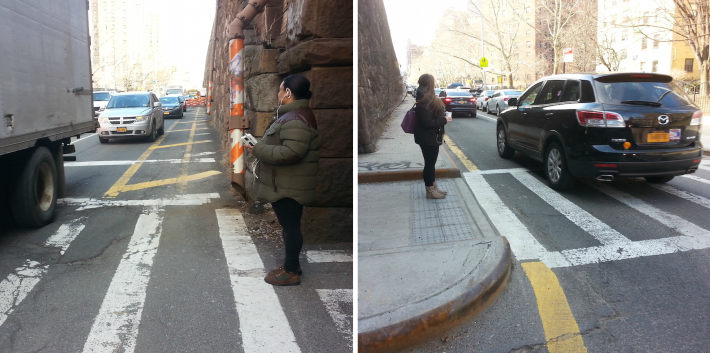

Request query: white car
[
  {"left": 488, "top": 90, "right": 524, "bottom": 116},
  {"left": 475, "top": 90, "right": 497, "bottom": 112},
  {"left": 97, "top": 92, "right": 165, "bottom": 143},
  {"left": 93, "top": 91, "right": 117, "bottom": 117}
]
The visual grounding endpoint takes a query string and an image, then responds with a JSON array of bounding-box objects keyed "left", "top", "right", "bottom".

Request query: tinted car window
[
  {"left": 537, "top": 80, "right": 565, "bottom": 105},
  {"left": 560, "top": 80, "right": 580, "bottom": 102},
  {"left": 93, "top": 92, "right": 111, "bottom": 101},
  {"left": 107, "top": 95, "right": 150, "bottom": 108},
  {"left": 446, "top": 91, "right": 472, "bottom": 97},
  {"left": 484, "top": 90, "right": 496, "bottom": 97},
  {"left": 519, "top": 82, "right": 543, "bottom": 106},
  {"left": 593, "top": 80, "right": 692, "bottom": 107},
  {"left": 503, "top": 91, "right": 522, "bottom": 96},
  {"left": 493, "top": 92, "right": 501, "bottom": 97}
]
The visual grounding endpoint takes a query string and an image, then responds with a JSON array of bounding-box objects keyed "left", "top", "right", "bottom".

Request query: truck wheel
[{"left": 10, "top": 146, "right": 58, "bottom": 227}]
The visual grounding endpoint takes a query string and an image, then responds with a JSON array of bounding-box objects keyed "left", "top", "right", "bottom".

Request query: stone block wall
[
  {"left": 358, "top": 0, "right": 404, "bottom": 153},
  {"left": 205, "top": 0, "right": 353, "bottom": 242}
]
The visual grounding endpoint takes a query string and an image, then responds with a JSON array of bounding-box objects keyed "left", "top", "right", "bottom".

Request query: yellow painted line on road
[
  {"left": 444, "top": 135, "right": 479, "bottom": 171},
  {"left": 118, "top": 171, "right": 221, "bottom": 193},
  {"left": 103, "top": 121, "right": 181, "bottom": 198},
  {"left": 177, "top": 118, "right": 198, "bottom": 193},
  {"left": 152, "top": 140, "right": 211, "bottom": 149},
  {"left": 522, "top": 262, "right": 587, "bottom": 353},
  {"left": 170, "top": 127, "right": 209, "bottom": 132}
]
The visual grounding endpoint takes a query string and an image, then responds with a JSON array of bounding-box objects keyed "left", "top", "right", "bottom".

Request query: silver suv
[{"left": 97, "top": 92, "right": 165, "bottom": 143}]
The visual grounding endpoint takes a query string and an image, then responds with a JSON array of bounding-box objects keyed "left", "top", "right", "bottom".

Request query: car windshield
[
  {"left": 166, "top": 89, "right": 182, "bottom": 95},
  {"left": 447, "top": 91, "right": 472, "bottom": 97},
  {"left": 504, "top": 91, "right": 522, "bottom": 96},
  {"left": 160, "top": 97, "right": 179, "bottom": 104},
  {"left": 93, "top": 92, "right": 111, "bottom": 101},
  {"left": 593, "top": 80, "right": 692, "bottom": 107},
  {"left": 107, "top": 95, "right": 150, "bottom": 108}
]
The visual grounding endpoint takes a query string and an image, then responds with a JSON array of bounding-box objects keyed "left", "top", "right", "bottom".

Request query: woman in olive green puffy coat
[{"left": 245, "top": 75, "right": 320, "bottom": 286}]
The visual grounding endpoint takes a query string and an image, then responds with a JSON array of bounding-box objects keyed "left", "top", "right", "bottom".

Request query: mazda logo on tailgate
[{"left": 658, "top": 115, "right": 670, "bottom": 125}]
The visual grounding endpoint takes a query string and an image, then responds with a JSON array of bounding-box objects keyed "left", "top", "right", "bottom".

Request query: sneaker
[
  {"left": 264, "top": 268, "right": 300, "bottom": 286},
  {"left": 268, "top": 264, "right": 303, "bottom": 276}
]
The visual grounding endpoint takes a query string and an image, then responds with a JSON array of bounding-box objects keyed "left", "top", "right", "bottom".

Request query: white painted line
[
  {"left": 45, "top": 219, "right": 86, "bottom": 255},
  {"left": 317, "top": 289, "right": 353, "bottom": 350},
  {"left": 215, "top": 209, "right": 300, "bottom": 353},
  {"left": 192, "top": 151, "right": 216, "bottom": 156},
  {"left": 71, "top": 133, "right": 98, "bottom": 144},
  {"left": 463, "top": 172, "right": 569, "bottom": 265},
  {"left": 0, "top": 260, "right": 47, "bottom": 328},
  {"left": 699, "top": 165, "right": 710, "bottom": 172},
  {"left": 682, "top": 174, "right": 710, "bottom": 185},
  {"left": 466, "top": 168, "right": 529, "bottom": 175},
  {"left": 306, "top": 250, "right": 353, "bottom": 263},
  {"left": 65, "top": 158, "right": 215, "bottom": 167},
  {"left": 194, "top": 133, "right": 211, "bottom": 136},
  {"left": 511, "top": 171, "right": 630, "bottom": 245},
  {"left": 649, "top": 183, "right": 710, "bottom": 210},
  {"left": 59, "top": 193, "right": 220, "bottom": 210},
  {"left": 477, "top": 115, "right": 497, "bottom": 122},
  {"left": 82, "top": 211, "right": 164, "bottom": 353},
  {"left": 585, "top": 181, "right": 710, "bottom": 248}
]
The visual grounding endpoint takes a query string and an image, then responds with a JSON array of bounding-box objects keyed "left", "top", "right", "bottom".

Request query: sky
[{"left": 383, "top": 0, "right": 468, "bottom": 73}]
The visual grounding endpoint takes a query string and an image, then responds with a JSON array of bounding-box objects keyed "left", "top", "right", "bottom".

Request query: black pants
[
  {"left": 419, "top": 145, "right": 439, "bottom": 187},
  {"left": 271, "top": 197, "right": 303, "bottom": 274}
]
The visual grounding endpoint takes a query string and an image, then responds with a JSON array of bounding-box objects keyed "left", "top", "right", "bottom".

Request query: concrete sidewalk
[{"left": 357, "top": 96, "right": 512, "bottom": 352}]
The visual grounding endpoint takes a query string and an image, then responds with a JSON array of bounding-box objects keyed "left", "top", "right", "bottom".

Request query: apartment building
[
  {"left": 596, "top": 0, "right": 699, "bottom": 79},
  {"left": 89, "top": 0, "right": 163, "bottom": 91}
]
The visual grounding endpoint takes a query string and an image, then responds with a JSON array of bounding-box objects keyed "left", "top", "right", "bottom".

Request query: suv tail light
[
  {"left": 444, "top": 98, "right": 454, "bottom": 103},
  {"left": 485, "top": 97, "right": 490, "bottom": 101},
  {"left": 691, "top": 110, "right": 703, "bottom": 126},
  {"left": 576, "top": 110, "right": 626, "bottom": 128},
  {"left": 503, "top": 98, "right": 510, "bottom": 101}
]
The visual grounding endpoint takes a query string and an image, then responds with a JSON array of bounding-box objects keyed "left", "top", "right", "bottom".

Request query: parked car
[
  {"left": 97, "top": 92, "right": 165, "bottom": 144},
  {"left": 434, "top": 88, "right": 442, "bottom": 97},
  {"left": 439, "top": 89, "right": 476, "bottom": 117},
  {"left": 495, "top": 72, "right": 703, "bottom": 189},
  {"left": 160, "top": 96, "right": 184, "bottom": 119},
  {"left": 476, "top": 90, "right": 497, "bottom": 112},
  {"left": 489, "top": 90, "right": 524, "bottom": 116},
  {"left": 447, "top": 83, "right": 464, "bottom": 89}
]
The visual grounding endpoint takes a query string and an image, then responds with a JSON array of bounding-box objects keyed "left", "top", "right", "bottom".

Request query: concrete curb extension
[
  {"left": 358, "top": 237, "right": 513, "bottom": 353},
  {"left": 358, "top": 168, "right": 462, "bottom": 183}
]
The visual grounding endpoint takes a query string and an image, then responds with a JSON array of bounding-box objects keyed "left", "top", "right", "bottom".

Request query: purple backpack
[{"left": 401, "top": 104, "right": 417, "bottom": 134}]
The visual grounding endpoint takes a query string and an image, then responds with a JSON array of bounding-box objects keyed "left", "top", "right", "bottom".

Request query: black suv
[{"left": 496, "top": 73, "right": 703, "bottom": 189}]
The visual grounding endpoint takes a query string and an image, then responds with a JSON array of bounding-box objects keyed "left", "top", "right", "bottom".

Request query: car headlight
[
  {"left": 98, "top": 117, "right": 109, "bottom": 123},
  {"left": 134, "top": 115, "right": 149, "bottom": 122}
]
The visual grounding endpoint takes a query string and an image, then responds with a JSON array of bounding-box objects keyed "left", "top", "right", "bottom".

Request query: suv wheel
[
  {"left": 483, "top": 103, "right": 488, "bottom": 113},
  {"left": 644, "top": 175, "right": 675, "bottom": 183},
  {"left": 146, "top": 121, "right": 157, "bottom": 142},
  {"left": 545, "top": 142, "right": 576, "bottom": 190},
  {"left": 496, "top": 125, "right": 515, "bottom": 159}
]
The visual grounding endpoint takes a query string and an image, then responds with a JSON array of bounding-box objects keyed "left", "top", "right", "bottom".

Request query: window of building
[
  {"left": 526, "top": 6, "right": 531, "bottom": 13},
  {"left": 641, "top": 37, "right": 647, "bottom": 50},
  {"left": 620, "top": 49, "right": 627, "bottom": 59},
  {"left": 622, "top": 30, "right": 628, "bottom": 41},
  {"left": 527, "top": 52, "right": 531, "bottom": 57},
  {"left": 653, "top": 34, "right": 659, "bottom": 49},
  {"left": 640, "top": 62, "right": 645, "bottom": 71},
  {"left": 685, "top": 58, "right": 694, "bottom": 72},
  {"left": 652, "top": 60, "right": 658, "bottom": 72},
  {"left": 526, "top": 41, "right": 531, "bottom": 47},
  {"left": 526, "top": 18, "right": 531, "bottom": 24},
  {"left": 643, "top": 12, "right": 648, "bottom": 25},
  {"left": 526, "top": 74, "right": 531, "bottom": 80},
  {"left": 526, "top": 30, "right": 531, "bottom": 35}
]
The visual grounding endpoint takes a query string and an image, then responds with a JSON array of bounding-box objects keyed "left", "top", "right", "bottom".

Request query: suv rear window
[
  {"left": 446, "top": 91, "right": 472, "bottom": 97},
  {"left": 593, "top": 80, "right": 693, "bottom": 107}
]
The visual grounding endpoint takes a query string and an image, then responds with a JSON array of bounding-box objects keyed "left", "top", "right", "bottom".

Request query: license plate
[
  {"left": 117, "top": 127, "right": 127, "bottom": 133},
  {"left": 457, "top": 100, "right": 465, "bottom": 104},
  {"left": 647, "top": 132, "right": 669, "bottom": 143},
  {"left": 164, "top": 111, "right": 169, "bottom": 114}
]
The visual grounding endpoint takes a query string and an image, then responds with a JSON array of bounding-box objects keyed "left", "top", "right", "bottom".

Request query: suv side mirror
[
  {"left": 153, "top": 102, "right": 161, "bottom": 107},
  {"left": 508, "top": 97, "right": 518, "bottom": 106}
]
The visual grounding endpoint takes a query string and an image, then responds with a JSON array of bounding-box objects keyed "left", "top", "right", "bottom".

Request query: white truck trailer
[{"left": 0, "top": 0, "right": 94, "bottom": 228}]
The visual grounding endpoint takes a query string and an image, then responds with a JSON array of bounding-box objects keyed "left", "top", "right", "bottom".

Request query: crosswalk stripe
[
  {"left": 59, "top": 193, "right": 220, "bottom": 210},
  {"left": 306, "top": 250, "right": 353, "bottom": 263},
  {"left": 65, "top": 158, "right": 215, "bottom": 166},
  {"left": 215, "top": 209, "right": 300, "bottom": 353},
  {"left": 681, "top": 174, "right": 710, "bottom": 185},
  {"left": 511, "top": 171, "right": 630, "bottom": 245},
  {"left": 317, "top": 289, "right": 353, "bottom": 350},
  {"left": 82, "top": 211, "right": 164, "bottom": 353},
  {"left": 0, "top": 260, "right": 46, "bottom": 328},
  {"left": 698, "top": 165, "right": 710, "bottom": 172},
  {"left": 648, "top": 183, "right": 710, "bottom": 209},
  {"left": 584, "top": 181, "right": 710, "bottom": 248}
]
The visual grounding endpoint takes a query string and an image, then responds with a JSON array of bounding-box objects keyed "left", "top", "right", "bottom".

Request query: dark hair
[
  {"left": 417, "top": 74, "right": 444, "bottom": 114},
  {"left": 282, "top": 75, "right": 313, "bottom": 100}
]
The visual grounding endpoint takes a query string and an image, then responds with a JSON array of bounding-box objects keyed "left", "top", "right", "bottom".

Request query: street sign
[
  {"left": 480, "top": 57, "right": 488, "bottom": 68},
  {"left": 563, "top": 48, "right": 573, "bottom": 63}
]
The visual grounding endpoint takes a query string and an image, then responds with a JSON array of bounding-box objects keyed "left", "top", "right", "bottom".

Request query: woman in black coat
[{"left": 414, "top": 74, "right": 452, "bottom": 199}]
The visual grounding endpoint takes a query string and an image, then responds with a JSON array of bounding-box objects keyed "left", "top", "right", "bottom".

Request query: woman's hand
[{"left": 244, "top": 144, "right": 254, "bottom": 153}]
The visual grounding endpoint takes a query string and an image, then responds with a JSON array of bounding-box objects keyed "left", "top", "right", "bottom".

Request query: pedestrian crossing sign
[{"left": 480, "top": 57, "right": 488, "bottom": 68}]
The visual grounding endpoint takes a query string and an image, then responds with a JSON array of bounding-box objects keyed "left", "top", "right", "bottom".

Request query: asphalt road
[
  {"left": 0, "top": 108, "right": 352, "bottom": 353},
  {"left": 409, "top": 108, "right": 710, "bottom": 353}
]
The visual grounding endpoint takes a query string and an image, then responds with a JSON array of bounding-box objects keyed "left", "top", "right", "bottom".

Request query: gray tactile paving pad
[{"left": 411, "top": 180, "right": 475, "bottom": 245}]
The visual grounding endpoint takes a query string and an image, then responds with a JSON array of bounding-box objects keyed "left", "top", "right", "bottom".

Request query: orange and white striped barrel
[
  {"left": 207, "top": 81, "right": 212, "bottom": 114},
  {"left": 229, "top": 38, "right": 245, "bottom": 186}
]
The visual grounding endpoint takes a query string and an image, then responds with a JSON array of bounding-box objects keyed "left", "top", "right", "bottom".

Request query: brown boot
[
  {"left": 269, "top": 264, "right": 302, "bottom": 276},
  {"left": 426, "top": 186, "right": 446, "bottom": 199},
  {"left": 433, "top": 181, "right": 448, "bottom": 195},
  {"left": 264, "top": 268, "right": 300, "bottom": 286}
]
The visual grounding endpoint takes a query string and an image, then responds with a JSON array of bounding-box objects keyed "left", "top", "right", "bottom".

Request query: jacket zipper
[{"left": 272, "top": 168, "right": 277, "bottom": 193}]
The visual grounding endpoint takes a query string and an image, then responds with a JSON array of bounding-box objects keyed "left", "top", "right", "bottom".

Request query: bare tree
[
  {"left": 597, "top": 30, "right": 621, "bottom": 72},
  {"left": 523, "top": 0, "right": 582, "bottom": 75},
  {"left": 558, "top": 0, "right": 598, "bottom": 73}
]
